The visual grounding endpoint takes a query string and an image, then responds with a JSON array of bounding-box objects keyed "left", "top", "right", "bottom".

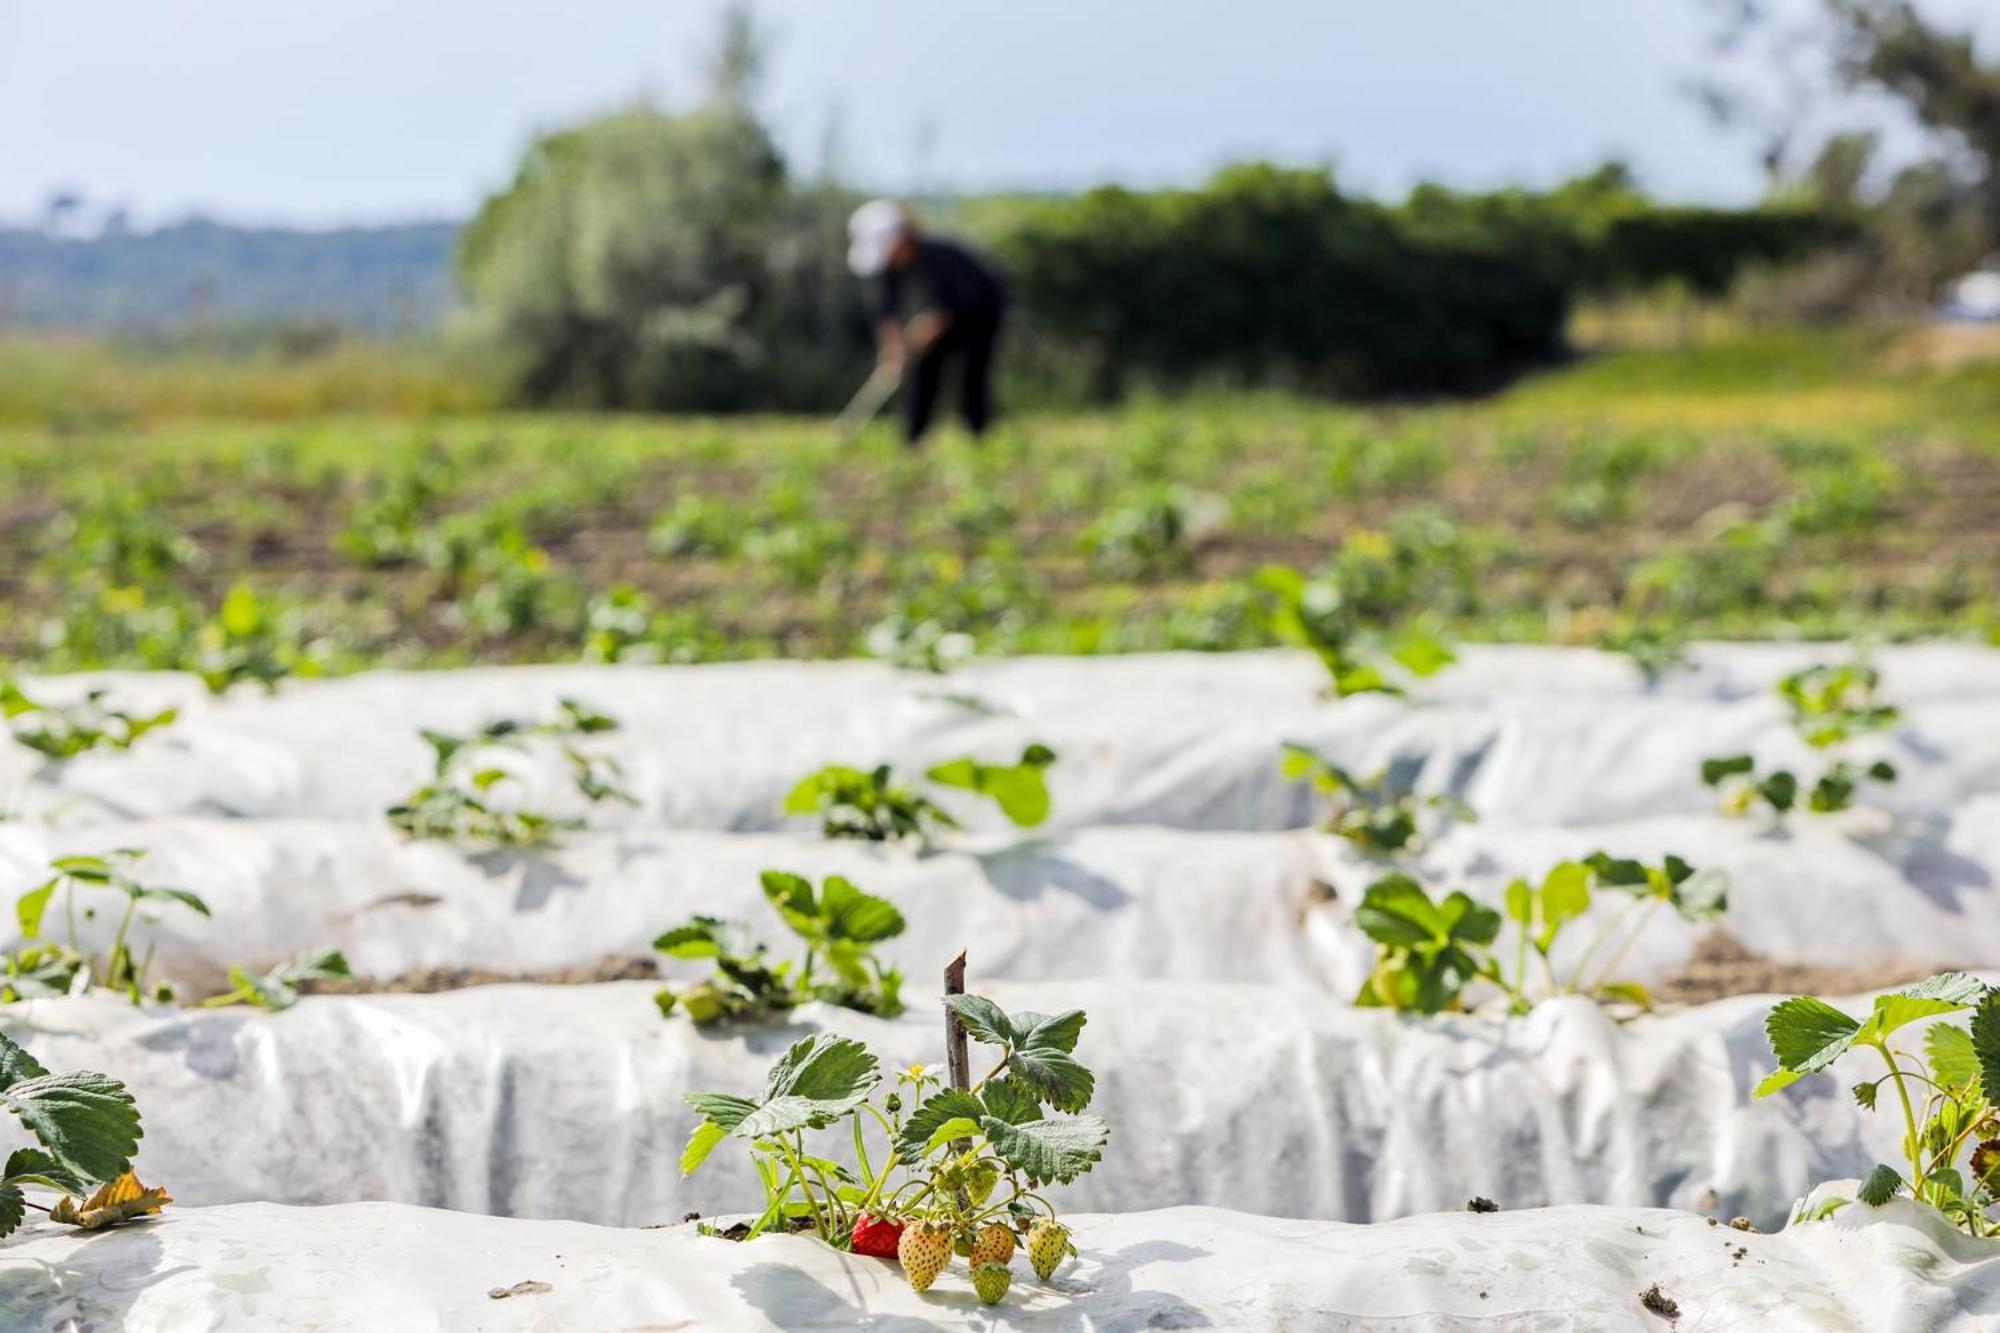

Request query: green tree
[{"left": 457, "top": 8, "right": 868, "bottom": 410}]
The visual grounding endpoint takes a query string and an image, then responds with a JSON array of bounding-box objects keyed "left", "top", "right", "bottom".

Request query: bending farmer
[{"left": 848, "top": 199, "right": 1008, "bottom": 444}]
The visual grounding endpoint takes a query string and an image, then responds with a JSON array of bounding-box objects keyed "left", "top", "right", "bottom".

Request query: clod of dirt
[
  {"left": 488, "top": 1280, "right": 553, "bottom": 1300},
  {"left": 1466, "top": 1197, "right": 1499, "bottom": 1214},
  {"left": 1727, "top": 1217, "right": 1756, "bottom": 1233},
  {"left": 1655, "top": 932, "right": 1952, "bottom": 1006},
  {"left": 1639, "top": 1283, "right": 1680, "bottom": 1322}
]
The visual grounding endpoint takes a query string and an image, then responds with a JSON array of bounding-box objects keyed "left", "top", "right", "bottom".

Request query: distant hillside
[{"left": 0, "top": 218, "right": 459, "bottom": 334}]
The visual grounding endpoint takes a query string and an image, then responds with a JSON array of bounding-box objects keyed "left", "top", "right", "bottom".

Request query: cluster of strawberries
[{"left": 850, "top": 1212, "right": 1071, "bottom": 1304}]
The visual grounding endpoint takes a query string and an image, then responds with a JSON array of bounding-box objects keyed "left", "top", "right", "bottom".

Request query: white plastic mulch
[{"left": 6, "top": 1192, "right": 1996, "bottom": 1331}]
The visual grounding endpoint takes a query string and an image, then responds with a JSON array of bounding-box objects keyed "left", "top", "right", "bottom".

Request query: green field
[{"left": 3, "top": 327, "right": 1996, "bottom": 683}]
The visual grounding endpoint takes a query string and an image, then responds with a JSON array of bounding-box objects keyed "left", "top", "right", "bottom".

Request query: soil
[
  {"left": 1653, "top": 932, "right": 1950, "bottom": 1006},
  {"left": 228, "top": 931, "right": 1945, "bottom": 1003},
  {"left": 1639, "top": 1283, "right": 1681, "bottom": 1322},
  {"left": 299, "top": 953, "right": 659, "bottom": 996}
]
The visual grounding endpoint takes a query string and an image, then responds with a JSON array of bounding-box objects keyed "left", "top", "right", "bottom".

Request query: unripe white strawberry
[
  {"left": 972, "top": 1260, "right": 1013, "bottom": 1305},
  {"left": 970, "top": 1222, "right": 1016, "bottom": 1267},
  {"left": 1026, "top": 1218, "right": 1069, "bottom": 1280},
  {"left": 897, "top": 1221, "right": 952, "bottom": 1293}
]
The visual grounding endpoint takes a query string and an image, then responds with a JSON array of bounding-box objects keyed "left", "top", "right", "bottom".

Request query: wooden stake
[
  {"left": 943, "top": 951, "right": 972, "bottom": 1205},
  {"left": 944, "top": 951, "right": 970, "bottom": 1093}
]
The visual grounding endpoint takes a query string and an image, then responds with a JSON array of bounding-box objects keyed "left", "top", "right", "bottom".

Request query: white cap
[{"left": 847, "top": 199, "right": 908, "bottom": 277}]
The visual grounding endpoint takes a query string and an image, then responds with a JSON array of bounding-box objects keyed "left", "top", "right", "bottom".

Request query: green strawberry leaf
[
  {"left": 1389, "top": 632, "right": 1455, "bottom": 678},
  {"left": 981, "top": 1112, "right": 1108, "bottom": 1184},
  {"left": 1010, "top": 1009, "right": 1086, "bottom": 1055},
  {"left": 1896, "top": 972, "right": 1988, "bottom": 1006},
  {"left": 0, "top": 1184, "right": 21, "bottom": 1241},
  {"left": 1859, "top": 994, "right": 1971, "bottom": 1045},
  {"left": 1279, "top": 742, "right": 1325, "bottom": 783},
  {"left": 920, "top": 1117, "right": 986, "bottom": 1157},
  {"left": 683, "top": 1034, "right": 878, "bottom": 1143},
  {"left": 1004, "top": 1011, "right": 1094, "bottom": 1112},
  {"left": 1354, "top": 874, "right": 1446, "bottom": 947},
  {"left": 682, "top": 1092, "right": 759, "bottom": 1131},
  {"left": 15, "top": 881, "right": 57, "bottom": 939},
  {"left": 895, "top": 1088, "right": 987, "bottom": 1160},
  {"left": 1759, "top": 770, "right": 1798, "bottom": 811},
  {"left": 1972, "top": 994, "right": 2000, "bottom": 1108},
  {"left": 1857, "top": 1163, "right": 1903, "bottom": 1207},
  {"left": 926, "top": 750, "right": 1056, "bottom": 828},
  {"left": 1538, "top": 862, "right": 1591, "bottom": 931},
  {"left": 760, "top": 871, "right": 816, "bottom": 924},
  {"left": 944, "top": 994, "right": 1014, "bottom": 1048},
  {"left": 654, "top": 917, "right": 728, "bottom": 959},
  {"left": 819, "top": 876, "right": 904, "bottom": 944},
  {"left": 678, "top": 1120, "right": 729, "bottom": 1177},
  {"left": 0, "top": 1033, "right": 49, "bottom": 1091},
  {"left": 1754, "top": 1066, "right": 1804, "bottom": 1097},
  {"left": 138, "top": 886, "right": 211, "bottom": 918},
  {"left": 1926, "top": 1023, "right": 1982, "bottom": 1096},
  {"left": 1766, "top": 996, "right": 1862, "bottom": 1074},
  {"left": 980, "top": 1077, "right": 1042, "bottom": 1126},
  {"left": 760, "top": 1033, "right": 878, "bottom": 1112},
  {"left": 942, "top": 998, "right": 1094, "bottom": 1111},
  {"left": 1700, "top": 754, "right": 1755, "bottom": 786},
  {"left": 3, "top": 1146, "right": 81, "bottom": 1193},
  {"left": 0, "top": 1071, "right": 142, "bottom": 1183}
]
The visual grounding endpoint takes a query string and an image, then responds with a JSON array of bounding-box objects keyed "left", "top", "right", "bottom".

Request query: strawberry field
[
  {"left": 3, "top": 635, "right": 1999, "bottom": 1326},
  {"left": 0, "top": 338, "right": 1996, "bottom": 1327}
]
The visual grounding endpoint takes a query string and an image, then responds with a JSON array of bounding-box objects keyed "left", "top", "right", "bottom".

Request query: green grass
[{"left": 1, "top": 327, "right": 1995, "bottom": 680}]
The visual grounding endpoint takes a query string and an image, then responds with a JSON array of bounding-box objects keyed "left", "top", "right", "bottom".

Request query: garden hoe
[{"left": 835, "top": 362, "right": 900, "bottom": 441}]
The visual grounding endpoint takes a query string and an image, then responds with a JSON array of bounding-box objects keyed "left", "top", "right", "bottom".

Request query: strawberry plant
[
  {"left": 679, "top": 991, "right": 1108, "bottom": 1306},
  {"left": 0, "top": 1027, "right": 155, "bottom": 1240},
  {"left": 1702, "top": 659, "right": 1901, "bottom": 817},
  {"left": 784, "top": 745, "right": 1057, "bottom": 843},
  {"left": 783, "top": 765, "right": 952, "bottom": 842},
  {"left": 337, "top": 446, "right": 456, "bottom": 568},
  {"left": 386, "top": 699, "right": 633, "bottom": 847},
  {"left": 1701, "top": 754, "right": 1898, "bottom": 816},
  {"left": 655, "top": 872, "right": 904, "bottom": 1025},
  {"left": 1757, "top": 973, "right": 1999, "bottom": 1237},
  {"left": 1280, "top": 742, "right": 1473, "bottom": 852},
  {"left": 1593, "top": 620, "right": 1691, "bottom": 685},
  {"left": 647, "top": 494, "right": 744, "bottom": 558},
  {"left": 200, "top": 949, "right": 352, "bottom": 1012},
  {"left": 1354, "top": 852, "right": 1727, "bottom": 1014},
  {"left": 1778, "top": 661, "right": 1899, "bottom": 748},
  {"left": 1257, "top": 565, "right": 1455, "bottom": 697},
  {"left": 926, "top": 745, "right": 1058, "bottom": 828},
  {"left": 1, "top": 680, "right": 177, "bottom": 761},
  {"left": 11, "top": 851, "right": 211, "bottom": 1004},
  {"left": 195, "top": 584, "right": 320, "bottom": 695},
  {"left": 1080, "top": 486, "right": 1220, "bottom": 580}
]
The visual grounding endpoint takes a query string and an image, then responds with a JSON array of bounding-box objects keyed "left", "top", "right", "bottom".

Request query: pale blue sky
[{"left": 4, "top": 0, "right": 1995, "bottom": 227}]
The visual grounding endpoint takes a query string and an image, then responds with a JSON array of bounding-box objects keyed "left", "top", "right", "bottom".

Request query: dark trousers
[{"left": 903, "top": 310, "right": 1000, "bottom": 444}]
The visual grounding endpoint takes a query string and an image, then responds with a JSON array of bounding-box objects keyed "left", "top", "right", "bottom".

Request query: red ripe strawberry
[{"left": 850, "top": 1213, "right": 905, "bottom": 1258}]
